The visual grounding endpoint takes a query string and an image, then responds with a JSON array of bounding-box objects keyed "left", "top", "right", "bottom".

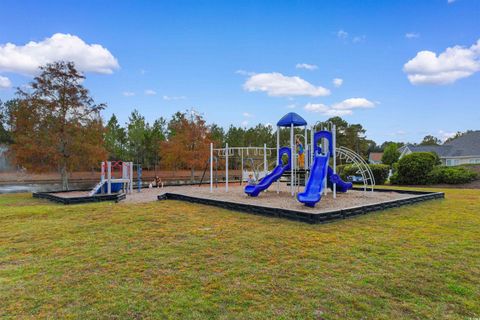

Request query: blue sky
[{"left": 0, "top": 0, "right": 479, "bottom": 144}]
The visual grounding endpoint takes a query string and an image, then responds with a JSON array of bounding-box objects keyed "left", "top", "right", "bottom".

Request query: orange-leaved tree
[
  {"left": 10, "top": 61, "right": 106, "bottom": 190},
  {"left": 161, "top": 111, "right": 212, "bottom": 181}
]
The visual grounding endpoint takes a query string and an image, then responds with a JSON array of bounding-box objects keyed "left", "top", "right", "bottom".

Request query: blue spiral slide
[{"left": 244, "top": 147, "right": 291, "bottom": 197}]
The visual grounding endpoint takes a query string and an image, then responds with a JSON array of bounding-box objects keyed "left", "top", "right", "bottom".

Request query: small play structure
[
  {"left": 208, "top": 112, "right": 375, "bottom": 207},
  {"left": 89, "top": 161, "right": 134, "bottom": 196}
]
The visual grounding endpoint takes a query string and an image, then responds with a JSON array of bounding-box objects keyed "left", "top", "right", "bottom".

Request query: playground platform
[
  {"left": 33, "top": 184, "right": 444, "bottom": 223},
  {"left": 33, "top": 190, "right": 125, "bottom": 204},
  {"left": 147, "top": 184, "right": 443, "bottom": 224}
]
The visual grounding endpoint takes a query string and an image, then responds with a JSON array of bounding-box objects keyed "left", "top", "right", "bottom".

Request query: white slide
[{"left": 89, "top": 181, "right": 106, "bottom": 196}]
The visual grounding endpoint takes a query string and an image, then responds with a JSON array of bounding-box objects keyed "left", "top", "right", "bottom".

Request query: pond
[{"left": 0, "top": 182, "right": 94, "bottom": 194}]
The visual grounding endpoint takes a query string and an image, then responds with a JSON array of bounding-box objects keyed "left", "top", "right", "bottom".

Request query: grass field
[{"left": 1, "top": 188, "right": 479, "bottom": 319}]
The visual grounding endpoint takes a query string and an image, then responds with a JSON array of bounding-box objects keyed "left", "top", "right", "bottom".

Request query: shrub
[
  {"left": 336, "top": 163, "right": 389, "bottom": 185},
  {"left": 336, "top": 164, "right": 354, "bottom": 181},
  {"left": 392, "top": 162, "right": 399, "bottom": 173},
  {"left": 389, "top": 172, "right": 399, "bottom": 185},
  {"left": 427, "top": 166, "right": 477, "bottom": 184},
  {"left": 395, "top": 152, "right": 438, "bottom": 185},
  {"left": 368, "top": 164, "right": 390, "bottom": 185},
  {"left": 430, "top": 152, "right": 441, "bottom": 165}
]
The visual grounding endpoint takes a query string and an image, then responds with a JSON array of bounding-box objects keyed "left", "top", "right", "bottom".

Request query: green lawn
[{"left": 1, "top": 188, "right": 479, "bottom": 319}]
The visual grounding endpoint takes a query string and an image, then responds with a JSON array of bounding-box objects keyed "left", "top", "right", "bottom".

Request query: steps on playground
[
  {"left": 282, "top": 169, "right": 309, "bottom": 175},
  {"left": 282, "top": 169, "right": 308, "bottom": 186}
]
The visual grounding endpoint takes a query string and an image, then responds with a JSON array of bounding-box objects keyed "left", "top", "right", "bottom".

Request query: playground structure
[
  {"left": 208, "top": 112, "right": 375, "bottom": 208},
  {"left": 89, "top": 161, "right": 134, "bottom": 196},
  {"left": 202, "top": 145, "right": 276, "bottom": 191}
]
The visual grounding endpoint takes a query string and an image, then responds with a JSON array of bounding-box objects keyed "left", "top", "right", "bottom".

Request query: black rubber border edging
[
  {"left": 33, "top": 190, "right": 125, "bottom": 205},
  {"left": 157, "top": 188, "right": 444, "bottom": 224}
]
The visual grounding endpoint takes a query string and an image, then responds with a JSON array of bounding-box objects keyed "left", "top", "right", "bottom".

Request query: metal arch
[{"left": 336, "top": 146, "right": 375, "bottom": 192}]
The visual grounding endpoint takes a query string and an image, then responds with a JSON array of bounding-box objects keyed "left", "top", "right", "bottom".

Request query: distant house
[
  {"left": 368, "top": 152, "right": 383, "bottom": 164},
  {"left": 399, "top": 131, "right": 480, "bottom": 166}
]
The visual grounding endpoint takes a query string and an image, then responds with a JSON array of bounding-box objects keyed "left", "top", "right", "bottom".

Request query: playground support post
[
  {"left": 310, "top": 126, "right": 314, "bottom": 168},
  {"left": 276, "top": 126, "right": 280, "bottom": 194},
  {"left": 290, "top": 123, "right": 294, "bottom": 196},
  {"left": 323, "top": 125, "right": 328, "bottom": 196},
  {"left": 101, "top": 162, "right": 105, "bottom": 183},
  {"left": 129, "top": 162, "right": 133, "bottom": 194},
  {"left": 210, "top": 143, "right": 213, "bottom": 193},
  {"left": 137, "top": 166, "right": 142, "bottom": 192},
  {"left": 226, "top": 143, "right": 229, "bottom": 192},
  {"left": 304, "top": 126, "right": 308, "bottom": 169},
  {"left": 263, "top": 143, "right": 267, "bottom": 178},
  {"left": 332, "top": 124, "right": 337, "bottom": 199},
  {"left": 107, "top": 161, "right": 112, "bottom": 194},
  {"left": 240, "top": 148, "right": 244, "bottom": 186}
]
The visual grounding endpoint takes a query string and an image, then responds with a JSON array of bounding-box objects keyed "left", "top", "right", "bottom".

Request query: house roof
[
  {"left": 405, "top": 130, "right": 480, "bottom": 158},
  {"left": 407, "top": 145, "right": 453, "bottom": 157},
  {"left": 276, "top": 112, "right": 308, "bottom": 127},
  {"left": 369, "top": 152, "right": 383, "bottom": 161},
  {"left": 444, "top": 130, "right": 480, "bottom": 156}
]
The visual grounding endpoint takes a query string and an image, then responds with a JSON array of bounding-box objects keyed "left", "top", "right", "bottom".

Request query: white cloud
[
  {"left": 243, "top": 72, "right": 330, "bottom": 97},
  {"left": 286, "top": 104, "right": 297, "bottom": 109},
  {"left": 332, "top": 78, "right": 343, "bottom": 88},
  {"left": 352, "top": 35, "right": 366, "bottom": 43},
  {"left": 337, "top": 30, "right": 348, "bottom": 39},
  {"left": 0, "top": 33, "right": 119, "bottom": 76},
  {"left": 336, "top": 30, "right": 366, "bottom": 44},
  {"left": 0, "top": 75, "right": 11, "bottom": 89},
  {"left": 327, "top": 109, "right": 353, "bottom": 116},
  {"left": 304, "top": 103, "right": 353, "bottom": 116},
  {"left": 144, "top": 89, "right": 157, "bottom": 96},
  {"left": 242, "top": 112, "right": 253, "bottom": 118},
  {"left": 122, "top": 91, "right": 135, "bottom": 97},
  {"left": 296, "top": 63, "right": 318, "bottom": 70},
  {"left": 304, "top": 103, "right": 329, "bottom": 113},
  {"left": 403, "top": 39, "right": 480, "bottom": 85},
  {"left": 304, "top": 98, "right": 376, "bottom": 116},
  {"left": 438, "top": 130, "right": 456, "bottom": 141},
  {"left": 332, "top": 97, "right": 375, "bottom": 110},
  {"left": 405, "top": 32, "right": 420, "bottom": 39},
  {"left": 235, "top": 69, "right": 255, "bottom": 76},
  {"left": 241, "top": 120, "right": 249, "bottom": 127},
  {"left": 163, "top": 95, "right": 186, "bottom": 100}
]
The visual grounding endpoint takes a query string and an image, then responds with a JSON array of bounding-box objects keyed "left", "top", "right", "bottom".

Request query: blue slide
[
  {"left": 244, "top": 147, "right": 291, "bottom": 197},
  {"left": 297, "top": 157, "right": 353, "bottom": 207},
  {"left": 327, "top": 166, "right": 353, "bottom": 193},
  {"left": 297, "top": 130, "right": 353, "bottom": 207},
  {"left": 297, "top": 152, "right": 330, "bottom": 207}
]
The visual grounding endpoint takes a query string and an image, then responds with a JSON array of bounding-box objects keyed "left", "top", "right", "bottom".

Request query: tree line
[
  {"left": 0, "top": 61, "right": 398, "bottom": 189},
  {"left": 1, "top": 60, "right": 466, "bottom": 189}
]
